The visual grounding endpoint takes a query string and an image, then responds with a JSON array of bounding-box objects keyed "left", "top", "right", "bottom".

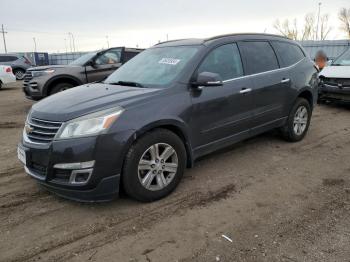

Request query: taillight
[{"left": 5, "top": 67, "right": 12, "bottom": 73}]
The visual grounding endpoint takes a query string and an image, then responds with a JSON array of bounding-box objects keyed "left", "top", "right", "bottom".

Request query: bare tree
[
  {"left": 274, "top": 13, "right": 331, "bottom": 40},
  {"left": 273, "top": 19, "right": 299, "bottom": 40},
  {"left": 339, "top": 8, "right": 350, "bottom": 39},
  {"left": 302, "top": 13, "right": 316, "bottom": 40},
  {"left": 319, "top": 14, "right": 332, "bottom": 40}
]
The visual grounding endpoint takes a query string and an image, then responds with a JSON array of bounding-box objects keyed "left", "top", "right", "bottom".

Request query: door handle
[
  {"left": 239, "top": 88, "right": 252, "bottom": 94},
  {"left": 281, "top": 78, "right": 290, "bottom": 83}
]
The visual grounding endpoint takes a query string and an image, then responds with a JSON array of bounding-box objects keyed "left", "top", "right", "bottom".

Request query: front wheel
[
  {"left": 122, "top": 129, "right": 186, "bottom": 202},
  {"left": 280, "top": 98, "right": 312, "bottom": 142},
  {"left": 50, "top": 82, "right": 73, "bottom": 95}
]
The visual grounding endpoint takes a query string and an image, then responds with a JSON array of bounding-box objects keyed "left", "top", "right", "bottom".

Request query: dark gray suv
[
  {"left": 18, "top": 34, "right": 319, "bottom": 202},
  {"left": 23, "top": 47, "right": 143, "bottom": 100},
  {"left": 0, "top": 54, "right": 32, "bottom": 80}
]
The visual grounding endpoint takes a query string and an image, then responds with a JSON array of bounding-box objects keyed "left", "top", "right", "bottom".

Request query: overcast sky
[{"left": 0, "top": 0, "right": 349, "bottom": 53}]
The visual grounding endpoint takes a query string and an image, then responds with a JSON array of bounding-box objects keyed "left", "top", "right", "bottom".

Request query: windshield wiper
[
  {"left": 106, "top": 81, "right": 146, "bottom": 88},
  {"left": 331, "top": 63, "right": 343, "bottom": 66}
]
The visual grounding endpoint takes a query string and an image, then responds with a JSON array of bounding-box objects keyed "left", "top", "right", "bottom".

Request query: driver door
[
  {"left": 189, "top": 43, "right": 255, "bottom": 155},
  {"left": 85, "top": 48, "right": 122, "bottom": 82}
]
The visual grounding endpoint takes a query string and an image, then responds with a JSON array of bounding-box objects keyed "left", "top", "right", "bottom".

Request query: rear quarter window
[
  {"left": 238, "top": 41, "right": 279, "bottom": 75},
  {"left": 272, "top": 41, "right": 305, "bottom": 67}
]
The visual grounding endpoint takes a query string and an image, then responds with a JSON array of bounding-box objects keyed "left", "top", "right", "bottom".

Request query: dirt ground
[{"left": 0, "top": 82, "right": 349, "bottom": 262}]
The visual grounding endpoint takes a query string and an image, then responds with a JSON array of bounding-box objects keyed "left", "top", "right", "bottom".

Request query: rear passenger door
[{"left": 238, "top": 41, "right": 290, "bottom": 129}]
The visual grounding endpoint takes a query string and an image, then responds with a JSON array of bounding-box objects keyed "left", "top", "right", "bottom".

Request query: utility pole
[
  {"left": 33, "top": 37, "right": 37, "bottom": 52},
  {"left": 316, "top": 2, "right": 322, "bottom": 40},
  {"left": 1, "top": 24, "right": 8, "bottom": 53}
]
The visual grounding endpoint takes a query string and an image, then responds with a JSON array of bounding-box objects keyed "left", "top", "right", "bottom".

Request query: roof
[{"left": 155, "top": 33, "right": 292, "bottom": 47}]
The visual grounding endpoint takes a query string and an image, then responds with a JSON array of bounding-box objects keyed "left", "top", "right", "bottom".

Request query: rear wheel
[
  {"left": 280, "top": 98, "right": 312, "bottom": 142},
  {"left": 50, "top": 82, "right": 73, "bottom": 95},
  {"left": 123, "top": 129, "right": 186, "bottom": 202},
  {"left": 13, "top": 69, "right": 25, "bottom": 80}
]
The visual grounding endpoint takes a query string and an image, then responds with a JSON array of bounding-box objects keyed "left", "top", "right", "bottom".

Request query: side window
[
  {"left": 197, "top": 43, "right": 243, "bottom": 81},
  {"left": 124, "top": 51, "right": 139, "bottom": 62},
  {"left": 238, "top": 41, "right": 279, "bottom": 75},
  {"left": 8, "top": 56, "right": 18, "bottom": 62},
  {"left": 0, "top": 56, "right": 16, "bottom": 62},
  {"left": 95, "top": 49, "right": 121, "bottom": 65},
  {"left": 272, "top": 41, "right": 305, "bottom": 67}
]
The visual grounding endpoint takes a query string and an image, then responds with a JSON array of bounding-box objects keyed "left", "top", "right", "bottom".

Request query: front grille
[
  {"left": 23, "top": 72, "right": 33, "bottom": 83},
  {"left": 26, "top": 117, "right": 62, "bottom": 144},
  {"left": 323, "top": 78, "right": 350, "bottom": 87}
]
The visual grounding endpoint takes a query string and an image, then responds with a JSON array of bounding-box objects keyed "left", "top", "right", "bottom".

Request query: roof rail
[
  {"left": 155, "top": 38, "right": 199, "bottom": 46},
  {"left": 204, "top": 33, "right": 291, "bottom": 42}
]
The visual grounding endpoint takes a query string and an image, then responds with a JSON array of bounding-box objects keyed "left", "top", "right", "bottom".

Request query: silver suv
[{"left": 0, "top": 54, "right": 32, "bottom": 80}]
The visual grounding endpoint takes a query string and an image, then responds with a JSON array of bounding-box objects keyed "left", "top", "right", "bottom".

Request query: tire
[
  {"left": 13, "top": 69, "right": 25, "bottom": 80},
  {"left": 280, "top": 98, "right": 312, "bottom": 142},
  {"left": 50, "top": 82, "right": 74, "bottom": 95},
  {"left": 0, "top": 81, "right": 2, "bottom": 89},
  {"left": 122, "top": 129, "right": 186, "bottom": 202}
]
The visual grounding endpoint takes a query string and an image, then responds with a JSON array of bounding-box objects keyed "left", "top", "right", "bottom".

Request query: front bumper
[
  {"left": 23, "top": 81, "right": 44, "bottom": 100},
  {"left": 319, "top": 84, "right": 350, "bottom": 102},
  {"left": 18, "top": 130, "right": 134, "bottom": 202}
]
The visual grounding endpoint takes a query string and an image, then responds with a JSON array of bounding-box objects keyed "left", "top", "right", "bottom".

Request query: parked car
[
  {"left": 23, "top": 47, "right": 144, "bottom": 100},
  {"left": 0, "top": 54, "right": 32, "bottom": 80},
  {"left": 0, "top": 65, "right": 16, "bottom": 89},
  {"left": 18, "top": 33, "right": 318, "bottom": 202},
  {"left": 318, "top": 48, "right": 350, "bottom": 102}
]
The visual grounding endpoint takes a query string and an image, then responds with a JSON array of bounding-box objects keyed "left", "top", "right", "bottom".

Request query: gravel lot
[{"left": 0, "top": 82, "right": 349, "bottom": 262}]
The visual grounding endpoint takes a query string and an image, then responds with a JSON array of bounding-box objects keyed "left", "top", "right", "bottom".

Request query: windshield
[
  {"left": 70, "top": 52, "right": 96, "bottom": 65},
  {"left": 104, "top": 46, "right": 199, "bottom": 87},
  {"left": 332, "top": 49, "right": 350, "bottom": 66}
]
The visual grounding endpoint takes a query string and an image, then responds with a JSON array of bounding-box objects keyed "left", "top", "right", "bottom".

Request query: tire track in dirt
[
  {"left": 7, "top": 184, "right": 236, "bottom": 262},
  {"left": 0, "top": 122, "right": 23, "bottom": 129}
]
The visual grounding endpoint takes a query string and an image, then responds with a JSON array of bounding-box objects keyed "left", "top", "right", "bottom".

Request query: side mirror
[
  {"left": 191, "top": 72, "right": 223, "bottom": 88},
  {"left": 85, "top": 60, "right": 97, "bottom": 68}
]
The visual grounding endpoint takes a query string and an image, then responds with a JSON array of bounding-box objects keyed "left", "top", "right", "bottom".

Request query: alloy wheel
[
  {"left": 137, "top": 143, "right": 178, "bottom": 191},
  {"left": 293, "top": 105, "right": 308, "bottom": 136}
]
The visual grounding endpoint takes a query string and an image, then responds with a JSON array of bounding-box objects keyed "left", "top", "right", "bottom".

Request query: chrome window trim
[{"left": 222, "top": 57, "right": 306, "bottom": 83}]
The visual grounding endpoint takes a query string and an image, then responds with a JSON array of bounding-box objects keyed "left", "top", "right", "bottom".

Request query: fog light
[
  {"left": 54, "top": 161, "right": 95, "bottom": 170},
  {"left": 69, "top": 169, "right": 93, "bottom": 185}
]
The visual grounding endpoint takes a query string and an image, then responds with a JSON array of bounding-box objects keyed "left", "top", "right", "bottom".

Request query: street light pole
[
  {"left": 316, "top": 2, "right": 322, "bottom": 40},
  {"left": 106, "top": 35, "right": 109, "bottom": 48},
  {"left": 1, "top": 24, "right": 7, "bottom": 53},
  {"left": 33, "top": 37, "right": 37, "bottom": 52}
]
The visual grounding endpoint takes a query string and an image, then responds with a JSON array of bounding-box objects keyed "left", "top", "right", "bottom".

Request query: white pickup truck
[
  {"left": 0, "top": 65, "right": 16, "bottom": 89},
  {"left": 319, "top": 49, "right": 350, "bottom": 102}
]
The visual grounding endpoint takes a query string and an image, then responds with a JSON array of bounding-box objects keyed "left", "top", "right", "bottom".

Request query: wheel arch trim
[{"left": 43, "top": 75, "right": 84, "bottom": 96}]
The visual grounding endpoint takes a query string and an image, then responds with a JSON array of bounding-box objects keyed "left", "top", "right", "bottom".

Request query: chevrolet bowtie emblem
[{"left": 25, "top": 124, "right": 34, "bottom": 134}]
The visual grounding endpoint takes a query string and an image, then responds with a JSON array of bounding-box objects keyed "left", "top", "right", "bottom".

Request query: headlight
[
  {"left": 55, "top": 106, "right": 124, "bottom": 140},
  {"left": 31, "top": 69, "right": 55, "bottom": 77}
]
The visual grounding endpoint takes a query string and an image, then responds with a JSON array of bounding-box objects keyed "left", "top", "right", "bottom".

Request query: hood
[
  {"left": 27, "top": 64, "right": 82, "bottom": 71},
  {"left": 319, "top": 65, "right": 350, "bottom": 78},
  {"left": 31, "top": 83, "right": 162, "bottom": 122}
]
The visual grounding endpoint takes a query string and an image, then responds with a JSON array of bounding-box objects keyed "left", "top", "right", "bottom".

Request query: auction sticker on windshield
[{"left": 159, "top": 58, "right": 181, "bottom": 65}]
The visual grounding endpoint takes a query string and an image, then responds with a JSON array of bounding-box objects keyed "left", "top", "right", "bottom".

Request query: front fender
[{"left": 43, "top": 74, "right": 84, "bottom": 96}]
